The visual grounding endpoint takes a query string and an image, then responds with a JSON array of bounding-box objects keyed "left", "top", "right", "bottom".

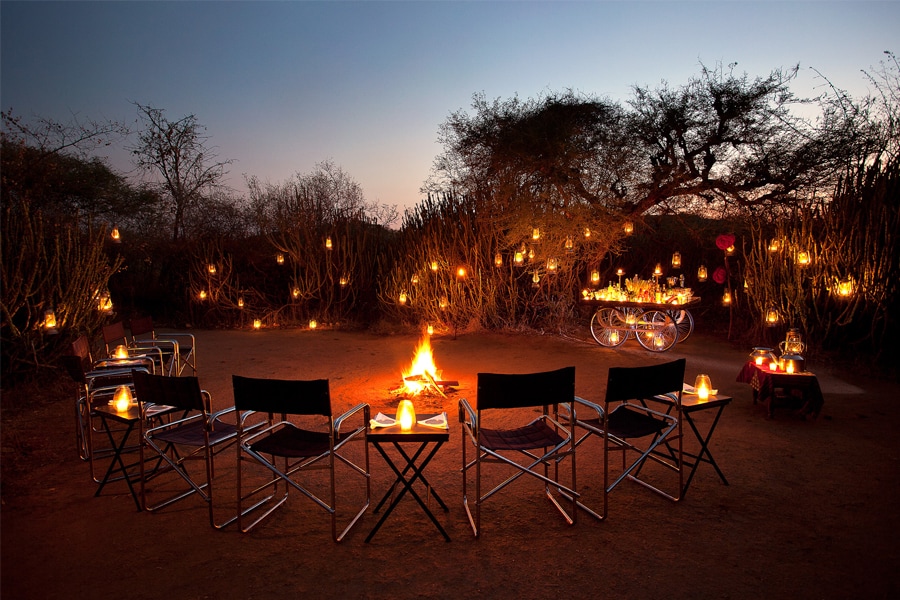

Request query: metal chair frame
[
  {"left": 232, "top": 375, "right": 370, "bottom": 541},
  {"left": 133, "top": 371, "right": 239, "bottom": 528},
  {"left": 560, "top": 358, "right": 685, "bottom": 521},
  {"left": 129, "top": 315, "right": 197, "bottom": 377},
  {"left": 459, "top": 366, "right": 578, "bottom": 538},
  {"left": 101, "top": 321, "right": 165, "bottom": 375}
]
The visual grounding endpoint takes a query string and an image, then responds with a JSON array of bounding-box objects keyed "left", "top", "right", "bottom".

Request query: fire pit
[{"left": 390, "top": 335, "right": 458, "bottom": 409}]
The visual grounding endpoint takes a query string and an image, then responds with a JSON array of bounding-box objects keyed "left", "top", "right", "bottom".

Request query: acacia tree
[
  {"left": 130, "top": 103, "right": 232, "bottom": 241},
  {"left": 1, "top": 110, "right": 128, "bottom": 378}
]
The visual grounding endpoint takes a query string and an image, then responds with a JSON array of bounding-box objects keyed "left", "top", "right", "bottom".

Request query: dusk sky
[{"left": 2, "top": 1, "right": 897, "bottom": 213}]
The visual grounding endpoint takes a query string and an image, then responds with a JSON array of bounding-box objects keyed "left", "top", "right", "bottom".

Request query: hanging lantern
[
  {"left": 671, "top": 252, "right": 682, "bottom": 268},
  {"left": 98, "top": 290, "right": 113, "bottom": 312},
  {"left": 292, "top": 287, "right": 300, "bottom": 299},
  {"left": 725, "top": 245, "right": 736, "bottom": 256},
  {"left": 43, "top": 309, "right": 58, "bottom": 332},
  {"left": 325, "top": 237, "right": 333, "bottom": 250},
  {"left": 439, "top": 296, "right": 448, "bottom": 309},
  {"left": 697, "top": 265, "right": 708, "bottom": 282},
  {"left": 796, "top": 250, "right": 811, "bottom": 266},
  {"left": 110, "top": 227, "right": 121, "bottom": 243},
  {"left": 837, "top": 277, "right": 854, "bottom": 297},
  {"left": 722, "top": 291, "right": 732, "bottom": 305},
  {"left": 276, "top": 253, "right": 285, "bottom": 265},
  {"left": 765, "top": 307, "right": 779, "bottom": 326},
  {"left": 207, "top": 264, "right": 217, "bottom": 275},
  {"left": 583, "top": 227, "right": 591, "bottom": 239},
  {"left": 514, "top": 251, "right": 524, "bottom": 265},
  {"left": 532, "top": 227, "right": 541, "bottom": 241},
  {"left": 399, "top": 292, "right": 408, "bottom": 305},
  {"left": 411, "top": 274, "right": 419, "bottom": 285},
  {"left": 430, "top": 260, "right": 439, "bottom": 272},
  {"left": 532, "top": 271, "right": 540, "bottom": 286},
  {"left": 494, "top": 253, "right": 503, "bottom": 267},
  {"left": 238, "top": 297, "right": 245, "bottom": 309},
  {"left": 340, "top": 275, "right": 349, "bottom": 287},
  {"left": 623, "top": 221, "right": 634, "bottom": 235},
  {"left": 591, "top": 270, "right": 601, "bottom": 284},
  {"left": 456, "top": 266, "right": 467, "bottom": 279},
  {"left": 528, "top": 248, "right": 535, "bottom": 261},
  {"left": 426, "top": 324, "right": 434, "bottom": 336},
  {"left": 547, "top": 257, "right": 558, "bottom": 272},
  {"left": 198, "top": 290, "right": 207, "bottom": 301},
  {"left": 768, "top": 239, "right": 781, "bottom": 253},
  {"left": 565, "top": 236, "right": 574, "bottom": 252}
]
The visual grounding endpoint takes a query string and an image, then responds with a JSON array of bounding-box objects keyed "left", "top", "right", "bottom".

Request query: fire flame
[{"left": 402, "top": 336, "right": 440, "bottom": 395}]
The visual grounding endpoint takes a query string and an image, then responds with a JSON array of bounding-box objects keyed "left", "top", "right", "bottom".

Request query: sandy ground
[{"left": 2, "top": 325, "right": 898, "bottom": 599}]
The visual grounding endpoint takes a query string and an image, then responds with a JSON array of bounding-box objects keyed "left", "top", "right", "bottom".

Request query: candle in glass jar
[
  {"left": 786, "top": 362, "right": 795, "bottom": 374},
  {"left": 769, "top": 361, "right": 779, "bottom": 371},
  {"left": 755, "top": 356, "right": 764, "bottom": 366}
]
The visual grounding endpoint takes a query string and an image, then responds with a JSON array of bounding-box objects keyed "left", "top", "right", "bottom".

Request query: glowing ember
[{"left": 402, "top": 336, "right": 441, "bottom": 395}]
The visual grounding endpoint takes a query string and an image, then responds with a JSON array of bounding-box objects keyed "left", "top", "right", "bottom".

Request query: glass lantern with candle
[
  {"left": 396, "top": 399, "right": 416, "bottom": 431},
  {"left": 694, "top": 374, "right": 712, "bottom": 400}
]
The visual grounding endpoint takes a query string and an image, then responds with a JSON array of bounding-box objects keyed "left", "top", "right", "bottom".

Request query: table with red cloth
[{"left": 736, "top": 361, "right": 824, "bottom": 419}]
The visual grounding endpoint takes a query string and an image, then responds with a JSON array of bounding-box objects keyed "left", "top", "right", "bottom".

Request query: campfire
[{"left": 395, "top": 334, "right": 458, "bottom": 400}]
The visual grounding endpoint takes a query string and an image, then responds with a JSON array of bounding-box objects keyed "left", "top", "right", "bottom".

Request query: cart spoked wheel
[
  {"left": 666, "top": 309, "right": 694, "bottom": 343},
  {"left": 590, "top": 307, "right": 628, "bottom": 347},
  {"left": 635, "top": 310, "right": 678, "bottom": 352}
]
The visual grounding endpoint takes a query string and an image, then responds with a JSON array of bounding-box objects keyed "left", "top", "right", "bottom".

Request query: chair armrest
[
  {"left": 458, "top": 398, "right": 478, "bottom": 442},
  {"left": 334, "top": 403, "right": 369, "bottom": 434},
  {"left": 145, "top": 412, "right": 205, "bottom": 436}
]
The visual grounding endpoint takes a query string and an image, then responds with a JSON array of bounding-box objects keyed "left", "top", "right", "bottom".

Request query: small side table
[
  {"left": 366, "top": 415, "right": 450, "bottom": 542},
  {"left": 647, "top": 393, "right": 732, "bottom": 498},
  {"left": 737, "top": 362, "right": 824, "bottom": 419},
  {"left": 93, "top": 403, "right": 144, "bottom": 511}
]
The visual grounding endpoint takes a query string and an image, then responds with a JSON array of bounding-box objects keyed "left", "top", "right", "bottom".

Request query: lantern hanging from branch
[
  {"left": 583, "top": 227, "right": 591, "bottom": 239},
  {"left": 547, "top": 258, "right": 558, "bottom": 272},
  {"left": 208, "top": 264, "right": 216, "bottom": 275},
  {"left": 110, "top": 227, "right": 121, "bottom": 243},
  {"left": 430, "top": 261, "right": 439, "bottom": 272},
  {"left": 399, "top": 292, "right": 407, "bottom": 305},
  {"left": 697, "top": 265, "right": 708, "bottom": 282},
  {"left": 591, "top": 270, "right": 600, "bottom": 285},
  {"left": 623, "top": 221, "right": 634, "bottom": 235},
  {"left": 514, "top": 251, "right": 524, "bottom": 265},
  {"left": 532, "top": 228, "right": 541, "bottom": 241},
  {"left": 325, "top": 237, "right": 333, "bottom": 250},
  {"left": 238, "top": 297, "right": 245, "bottom": 309},
  {"left": 837, "top": 277, "right": 855, "bottom": 297},
  {"left": 276, "top": 253, "right": 285, "bottom": 265},
  {"left": 765, "top": 307, "right": 779, "bottom": 326},
  {"left": 768, "top": 239, "right": 781, "bottom": 253},
  {"left": 494, "top": 253, "right": 503, "bottom": 267},
  {"left": 796, "top": 251, "right": 811, "bottom": 266},
  {"left": 671, "top": 252, "right": 682, "bottom": 268},
  {"left": 565, "top": 236, "right": 574, "bottom": 252},
  {"left": 456, "top": 266, "right": 467, "bottom": 279},
  {"left": 722, "top": 291, "right": 731, "bottom": 305}
]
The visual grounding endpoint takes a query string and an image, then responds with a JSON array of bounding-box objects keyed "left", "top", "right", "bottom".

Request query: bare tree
[{"left": 130, "top": 103, "right": 233, "bottom": 240}]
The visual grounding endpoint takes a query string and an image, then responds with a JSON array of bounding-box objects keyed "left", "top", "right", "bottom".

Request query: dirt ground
[{"left": 2, "top": 325, "right": 899, "bottom": 599}]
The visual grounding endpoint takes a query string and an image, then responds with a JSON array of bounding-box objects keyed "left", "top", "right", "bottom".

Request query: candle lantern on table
[
  {"left": 694, "top": 374, "right": 712, "bottom": 400},
  {"left": 396, "top": 399, "right": 416, "bottom": 431}
]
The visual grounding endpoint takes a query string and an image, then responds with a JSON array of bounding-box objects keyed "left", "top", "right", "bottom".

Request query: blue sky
[{"left": 2, "top": 1, "right": 897, "bottom": 212}]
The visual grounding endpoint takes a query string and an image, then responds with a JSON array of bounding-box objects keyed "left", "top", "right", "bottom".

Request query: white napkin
[
  {"left": 369, "top": 412, "right": 397, "bottom": 428},
  {"left": 682, "top": 383, "right": 718, "bottom": 396},
  {"left": 369, "top": 411, "right": 450, "bottom": 429},
  {"left": 417, "top": 412, "right": 449, "bottom": 429}
]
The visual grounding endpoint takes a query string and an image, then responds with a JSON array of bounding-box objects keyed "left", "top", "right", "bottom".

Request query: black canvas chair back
[
  {"left": 133, "top": 370, "right": 205, "bottom": 412},
  {"left": 606, "top": 359, "right": 685, "bottom": 403},
  {"left": 231, "top": 374, "right": 369, "bottom": 539},
  {"left": 477, "top": 367, "right": 576, "bottom": 410},
  {"left": 459, "top": 366, "right": 578, "bottom": 538},
  {"left": 232, "top": 375, "right": 332, "bottom": 417}
]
